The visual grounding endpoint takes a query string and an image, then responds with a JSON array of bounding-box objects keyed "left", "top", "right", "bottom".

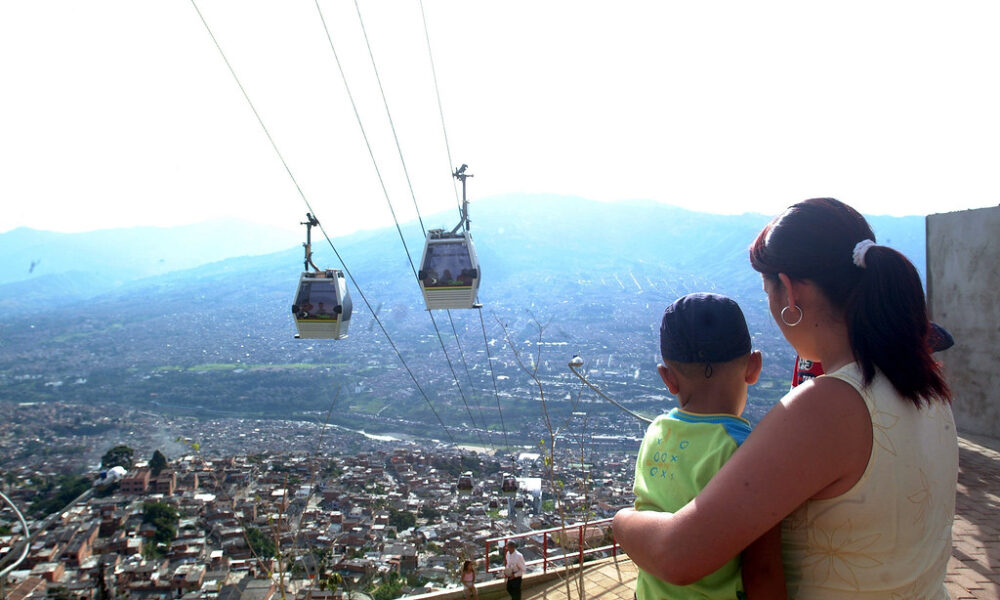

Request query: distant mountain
[
  {"left": 0, "top": 196, "right": 926, "bottom": 442},
  {"left": 0, "top": 219, "right": 300, "bottom": 287}
]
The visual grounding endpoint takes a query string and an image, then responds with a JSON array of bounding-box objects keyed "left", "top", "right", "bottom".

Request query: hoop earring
[{"left": 781, "top": 305, "right": 803, "bottom": 327}]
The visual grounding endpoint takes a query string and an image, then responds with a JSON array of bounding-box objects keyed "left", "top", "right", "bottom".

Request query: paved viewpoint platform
[{"left": 519, "top": 435, "right": 1000, "bottom": 600}]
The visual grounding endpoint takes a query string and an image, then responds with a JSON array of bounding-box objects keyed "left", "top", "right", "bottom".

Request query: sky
[{"left": 2, "top": 1, "right": 999, "bottom": 237}]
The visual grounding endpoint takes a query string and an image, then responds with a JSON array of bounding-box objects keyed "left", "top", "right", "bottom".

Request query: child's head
[{"left": 658, "top": 293, "right": 761, "bottom": 414}]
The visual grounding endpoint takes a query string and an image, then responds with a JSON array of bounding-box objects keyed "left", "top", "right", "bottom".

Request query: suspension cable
[
  {"left": 478, "top": 306, "right": 510, "bottom": 452},
  {"left": 191, "top": 0, "right": 455, "bottom": 444},
  {"left": 416, "top": 0, "right": 506, "bottom": 451},
  {"left": 417, "top": 0, "right": 462, "bottom": 215},
  {"left": 322, "top": 0, "right": 486, "bottom": 447},
  {"left": 447, "top": 310, "right": 485, "bottom": 426},
  {"left": 352, "top": 0, "right": 426, "bottom": 236}
]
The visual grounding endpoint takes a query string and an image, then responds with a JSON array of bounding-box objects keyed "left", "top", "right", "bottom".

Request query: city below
[{"left": 0, "top": 401, "right": 632, "bottom": 600}]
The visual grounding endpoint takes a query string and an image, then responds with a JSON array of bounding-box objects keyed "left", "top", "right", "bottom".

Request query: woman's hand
[{"left": 614, "top": 507, "right": 698, "bottom": 585}]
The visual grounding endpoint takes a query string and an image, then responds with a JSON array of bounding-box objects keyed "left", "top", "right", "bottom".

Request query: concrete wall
[{"left": 926, "top": 206, "right": 1000, "bottom": 438}]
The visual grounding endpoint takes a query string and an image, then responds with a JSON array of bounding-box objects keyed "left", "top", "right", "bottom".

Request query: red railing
[{"left": 485, "top": 518, "right": 617, "bottom": 575}]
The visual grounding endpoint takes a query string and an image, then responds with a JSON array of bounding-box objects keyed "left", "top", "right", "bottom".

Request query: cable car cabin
[
  {"left": 501, "top": 474, "right": 518, "bottom": 497},
  {"left": 292, "top": 270, "right": 352, "bottom": 339},
  {"left": 457, "top": 471, "right": 474, "bottom": 495},
  {"left": 418, "top": 230, "right": 480, "bottom": 310}
]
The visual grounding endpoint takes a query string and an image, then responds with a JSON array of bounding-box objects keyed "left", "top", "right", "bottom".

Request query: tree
[
  {"left": 388, "top": 509, "right": 416, "bottom": 531},
  {"left": 142, "top": 501, "right": 179, "bottom": 555},
  {"left": 370, "top": 573, "right": 403, "bottom": 600},
  {"left": 149, "top": 450, "right": 167, "bottom": 476},
  {"left": 419, "top": 505, "right": 441, "bottom": 522},
  {"left": 100, "top": 445, "right": 134, "bottom": 470},
  {"left": 244, "top": 526, "right": 276, "bottom": 558}
]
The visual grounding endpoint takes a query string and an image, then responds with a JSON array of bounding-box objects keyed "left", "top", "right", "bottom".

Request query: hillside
[{"left": 0, "top": 196, "right": 926, "bottom": 443}]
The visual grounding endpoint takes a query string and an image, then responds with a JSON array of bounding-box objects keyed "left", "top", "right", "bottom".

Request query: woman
[
  {"left": 459, "top": 559, "right": 478, "bottom": 600},
  {"left": 614, "top": 198, "right": 958, "bottom": 598}
]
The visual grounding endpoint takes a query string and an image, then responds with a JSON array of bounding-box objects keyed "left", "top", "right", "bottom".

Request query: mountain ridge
[{"left": 0, "top": 196, "right": 927, "bottom": 442}]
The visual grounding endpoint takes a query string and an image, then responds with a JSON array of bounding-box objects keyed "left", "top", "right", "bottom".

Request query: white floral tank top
[{"left": 782, "top": 363, "right": 958, "bottom": 599}]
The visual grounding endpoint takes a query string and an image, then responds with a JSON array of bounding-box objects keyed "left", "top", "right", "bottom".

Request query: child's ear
[
  {"left": 658, "top": 363, "right": 680, "bottom": 394},
  {"left": 744, "top": 350, "right": 763, "bottom": 385}
]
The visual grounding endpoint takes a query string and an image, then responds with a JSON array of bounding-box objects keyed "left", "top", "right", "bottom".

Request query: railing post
[
  {"left": 485, "top": 539, "right": 490, "bottom": 575},
  {"left": 578, "top": 524, "right": 584, "bottom": 567},
  {"left": 543, "top": 534, "right": 548, "bottom": 573}
]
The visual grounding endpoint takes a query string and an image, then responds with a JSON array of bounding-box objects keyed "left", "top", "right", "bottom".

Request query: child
[
  {"left": 459, "top": 559, "right": 478, "bottom": 600},
  {"left": 631, "top": 293, "right": 785, "bottom": 600}
]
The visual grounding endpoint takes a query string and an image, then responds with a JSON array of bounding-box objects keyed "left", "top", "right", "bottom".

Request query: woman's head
[
  {"left": 750, "top": 198, "right": 949, "bottom": 405},
  {"left": 463, "top": 560, "right": 474, "bottom": 571}
]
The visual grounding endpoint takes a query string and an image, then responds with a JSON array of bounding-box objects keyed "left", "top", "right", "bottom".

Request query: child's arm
[{"left": 741, "top": 523, "right": 785, "bottom": 599}]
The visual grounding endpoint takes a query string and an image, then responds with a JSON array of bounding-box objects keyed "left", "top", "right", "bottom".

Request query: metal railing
[
  {"left": 0, "top": 490, "right": 30, "bottom": 578},
  {"left": 485, "top": 518, "right": 616, "bottom": 576}
]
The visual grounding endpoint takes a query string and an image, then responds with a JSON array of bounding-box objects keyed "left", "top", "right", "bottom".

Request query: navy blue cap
[{"left": 660, "top": 293, "right": 752, "bottom": 364}]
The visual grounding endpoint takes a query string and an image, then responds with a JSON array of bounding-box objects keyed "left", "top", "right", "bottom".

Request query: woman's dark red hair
[{"left": 749, "top": 198, "right": 950, "bottom": 406}]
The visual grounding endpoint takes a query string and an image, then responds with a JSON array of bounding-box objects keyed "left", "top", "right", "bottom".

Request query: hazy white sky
[{"left": 2, "top": 1, "right": 998, "bottom": 236}]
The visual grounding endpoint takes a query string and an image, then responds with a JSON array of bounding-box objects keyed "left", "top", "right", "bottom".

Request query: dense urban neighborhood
[{"left": 1, "top": 403, "right": 633, "bottom": 600}]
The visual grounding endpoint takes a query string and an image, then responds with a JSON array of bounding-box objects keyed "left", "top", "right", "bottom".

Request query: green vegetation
[
  {"left": 29, "top": 474, "right": 90, "bottom": 518},
  {"left": 149, "top": 450, "right": 168, "bottom": 476},
  {"left": 184, "top": 363, "right": 325, "bottom": 372},
  {"left": 369, "top": 573, "right": 404, "bottom": 600},
  {"left": 187, "top": 363, "right": 240, "bottom": 372},
  {"left": 101, "top": 444, "right": 134, "bottom": 470},
  {"left": 388, "top": 509, "right": 416, "bottom": 531},
  {"left": 244, "top": 526, "right": 276, "bottom": 558},
  {"left": 142, "top": 501, "right": 179, "bottom": 556}
]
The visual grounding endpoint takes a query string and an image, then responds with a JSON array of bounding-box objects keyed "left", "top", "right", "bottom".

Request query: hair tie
[{"left": 852, "top": 239, "right": 876, "bottom": 268}]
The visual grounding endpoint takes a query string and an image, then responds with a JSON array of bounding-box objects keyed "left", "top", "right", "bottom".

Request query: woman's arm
[
  {"left": 614, "top": 377, "right": 871, "bottom": 584},
  {"left": 741, "top": 522, "right": 785, "bottom": 599}
]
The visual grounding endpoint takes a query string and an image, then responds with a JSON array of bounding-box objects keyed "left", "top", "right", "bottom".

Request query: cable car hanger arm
[{"left": 450, "top": 164, "right": 473, "bottom": 235}]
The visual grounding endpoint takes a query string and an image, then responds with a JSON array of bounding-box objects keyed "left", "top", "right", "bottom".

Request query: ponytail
[
  {"left": 750, "top": 198, "right": 950, "bottom": 406},
  {"left": 846, "top": 245, "right": 950, "bottom": 405}
]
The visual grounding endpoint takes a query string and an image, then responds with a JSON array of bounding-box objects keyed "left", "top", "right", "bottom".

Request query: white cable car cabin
[
  {"left": 457, "top": 471, "right": 474, "bottom": 495},
  {"left": 292, "top": 269, "right": 352, "bottom": 339},
  {"left": 417, "top": 164, "right": 481, "bottom": 310},
  {"left": 418, "top": 230, "right": 480, "bottom": 310},
  {"left": 501, "top": 474, "right": 518, "bottom": 497}
]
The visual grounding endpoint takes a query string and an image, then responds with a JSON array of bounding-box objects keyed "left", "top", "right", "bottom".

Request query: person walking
[
  {"left": 459, "top": 559, "right": 478, "bottom": 600},
  {"left": 504, "top": 541, "right": 526, "bottom": 600}
]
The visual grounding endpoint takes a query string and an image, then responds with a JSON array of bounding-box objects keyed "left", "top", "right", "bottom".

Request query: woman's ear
[{"left": 777, "top": 272, "right": 797, "bottom": 309}]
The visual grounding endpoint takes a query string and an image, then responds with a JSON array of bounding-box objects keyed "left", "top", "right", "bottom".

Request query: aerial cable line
[
  {"left": 478, "top": 306, "right": 510, "bottom": 452},
  {"left": 319, "top": 0, "right": 487, "bottom": 448},
  {"left": 417, "top": 0, "right": 462, "bottom": 215},
  {"left": 354, "top": 0, "right": 481, "bottom": 438},
  {"left": 190, "top": 0, "right": 455, "bottom": 445},
  {"left": 351, "top": 0, "right": 426, "bottom": 237},
  {"left": 446, "top": 310, "right": 488, "bottom": 433},
  {"left": 415, "top": 0, "right": 512, "bottom": 449}
]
